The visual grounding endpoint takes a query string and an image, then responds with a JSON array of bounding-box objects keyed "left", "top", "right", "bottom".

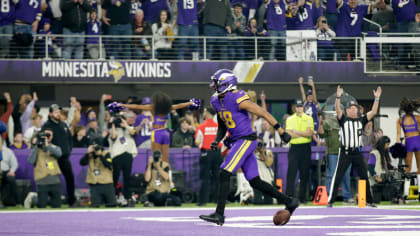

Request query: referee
[
  {"left": 328, "top": 85, "right": 382, "bottom": 207},
  {"left": 195, "top": 107, "right": 223, "bottom": 206}
]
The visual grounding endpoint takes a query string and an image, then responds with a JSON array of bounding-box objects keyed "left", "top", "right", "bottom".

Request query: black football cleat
[
  {"left": 199, "top": 212, "right": 225, "bottom": 226},
  {"left": 285, "top": 198, "right": 299, "bottom": 215}
]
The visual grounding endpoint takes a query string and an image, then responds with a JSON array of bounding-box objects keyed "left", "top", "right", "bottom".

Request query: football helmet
[{"left": 210, "top": 69, "right": 238, "bottom": 94}]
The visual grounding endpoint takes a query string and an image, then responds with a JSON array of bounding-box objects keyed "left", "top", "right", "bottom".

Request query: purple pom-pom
[
  {"left": 189, "top": 98, "right": 201, "bottom": 110},
  {"left": 107, "top": 102, "right": 124, "bottom": 114}
]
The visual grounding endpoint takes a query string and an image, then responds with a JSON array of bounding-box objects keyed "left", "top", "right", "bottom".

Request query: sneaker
[
  {"left": 343, "top": 198, "right": 356, "bottom": 204},
  {"left": 199, "top": 212, "right": 225, "bottom": 226},
  {"left": 367, "top": 203, "right": 377, "bottom": 208},
  {"left": 143, "top": 201, "right": 154, "bottom": 207},
  {"left": 285, "top": 198, "right": 299, "bottom": 215},
  {"left": 327, "top": 202, "right": 333, "bottom": 208}
]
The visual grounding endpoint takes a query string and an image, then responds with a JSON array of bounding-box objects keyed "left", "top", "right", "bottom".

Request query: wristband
[
  {"left": 273, "top": 123, "right": 281, "bottom": 130},
  {"left": 336, "top": 96, "right": 341, "bottom": 99},
  {"left": 375, "top": 98, "right": 380, "bottom": 102}
]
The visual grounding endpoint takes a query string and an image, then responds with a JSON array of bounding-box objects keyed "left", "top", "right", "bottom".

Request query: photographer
[
  {"left": 28, "top": 129, "right": 62, "bottom": 208},
  {"left": 80, "top": 138, "right": 116, "bottom": 207},
  {"left": 368, "top": 136, "right": 394, "bottom": 186},
  {"left": 144, "top": 151, "right": 181, "bottom": 207},
  {"left": 109, "top": 113, "right": 137, "bottom": 207},
  {"left": 316, "top": 16, "right": 336, "bottom": 61},
  {"left": 253, "top": 137, "right": 275, "bottom": 204}
]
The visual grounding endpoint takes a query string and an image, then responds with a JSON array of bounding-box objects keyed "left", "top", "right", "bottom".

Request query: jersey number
[
  {"left": 275, "top": 5, "right": 282, "bottom": 15},
  {"left": 183, "top": 0, "right": 194, "bottom": 9},
  {"left": 350, "top": 12, "right": 358, "bottom": 26},
  {"left": 92, "top": 23, "right": 99, "bottom": 33},
  {"left": 1, "top": 0, "right": 10, "bottom": 13},
  {"left": 298, "top": 8, "right": 308, "bottom": 22},
  {"left": 219, "top": 111, "right": 236, "bottom": 128}
]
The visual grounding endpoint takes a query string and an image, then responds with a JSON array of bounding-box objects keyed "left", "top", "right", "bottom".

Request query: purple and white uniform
[
  {"left": 335, "top": 2, "right": 372, "bottom": 37},
  {"left": 266, "top": 0, "right": 287, "bottom": 31},
  {"left": 286, "top": 0, "right": 315, "bottom": 30},
  {"left": 177, "top": 0, "right": 198, "bottom": 25},
  {"left": 402, "top": 114, "right": 420, "bottom": 152},
  {"left": 392, "top": 0, "right": 417, "bottom": 23},
  {"left": 15, "top": 0, "right": 42, "bottom": 24},
  {"left": 134, "top": 114, "right": 152, "bottom": 146},
  {"left": 0, "top": 0, "right": 16, "bottom": 26},
  {"left": 86, "top": 20, "right": 101, "bottom": 44},
  {"left": 151, "top": 114, "right": 170, "bottom": 145},
  {"left": 210, "top": 89, "right": 259, "bottom": 180}
]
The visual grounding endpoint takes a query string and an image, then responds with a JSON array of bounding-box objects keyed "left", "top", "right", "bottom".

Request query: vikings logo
[{"left": 108, "top": 61, "right": 125, "bottom": 83}]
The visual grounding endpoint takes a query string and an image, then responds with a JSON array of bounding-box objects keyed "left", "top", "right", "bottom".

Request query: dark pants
[
  {"left": 1, "top": 173, "right": 18, "bottom": 206},
  {"left": 37, "top": 183, "right": 61, "bottom": 208},
  {"left": 328, "top": 149, "right": 373, "bottom": 204},
  {"left": 147, "top": 190, "right": 181, "bottom": 206},
  {"left": 199, "top": 149, "right": 223, "bottom": 205},
  {"left": 286, "top": 143, "right": 311, "bottom": 203},
  {"left": 58, "top": 156, "right": 76, "bottom": 205},
  {"left": 112, "top": 152, "right": 133, "bottom": 200},
  {"left": 90, "top": 183, "right": 117, "bottom": 207}
]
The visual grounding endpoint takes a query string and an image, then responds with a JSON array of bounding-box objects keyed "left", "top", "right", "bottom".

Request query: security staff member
[
  {"left": 328, "top": 85, "right": 382, "bottom": 207},
  {"left": 285, "top": 100, "right": 314, "bottom": 203},
  {"left": 195, "top": 107, "right": 223, "bottom": 206},
  {"left": 80, "top": 138, "right": 116, "bottom": 207}
]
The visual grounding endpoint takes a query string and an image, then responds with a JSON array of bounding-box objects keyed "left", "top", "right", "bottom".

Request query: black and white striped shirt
[{"left": 338, "top": 115, "right": 369, "bottom": 149}]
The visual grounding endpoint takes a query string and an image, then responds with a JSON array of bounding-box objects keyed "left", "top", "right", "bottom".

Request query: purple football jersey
[
  {"left": 134, "top": 114, "right": 152, "bottom": 146},
  {"left": 266, "top": 0, "right": 287, "bottom": 31},
  {"left": 336, "top": 3, "right": 371, "bottom": 37},
  {"left": 130, "top": 1, "right": 142, "bottom": 20},
  {"left": 304, "top": 102, "right": 318, "bottom": 127},
  {"left": 15, "top": 0, "right": 42, "bottom": 24},
  {"left": 142, "top": 0, "right": 169, "bottom": 23},
  {"left": 210, "top": 90, "right": 253, "bottom": 141},
  {"left": 392, "top": 0, "right": 417, "bottom": 23},
  {"left": 231, "top": 0, "right": 258, "bottom": 20},
  {"left": 325, "top": 0, "right": 338, "bottom": 14},
  {"left": 86, "top": 20, "right": 101, "bottom": 44},
  {"left": 177, "top": 0, "right": 198, "bottom": 25},
  {"left": 286, "top": 0, "right": 315, "bottom": 30},
  {"left": 0, "top": 0, "right": 16, "bottom": 26}
]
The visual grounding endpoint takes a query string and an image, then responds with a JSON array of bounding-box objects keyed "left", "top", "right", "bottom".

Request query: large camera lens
[{"left": 153, "top": 150, "right": 162, "bottom": 162}]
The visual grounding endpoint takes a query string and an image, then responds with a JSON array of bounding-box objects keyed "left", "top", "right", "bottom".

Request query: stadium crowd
[{"left": 0, "top": 0, "right": 419, "bottom": 60}]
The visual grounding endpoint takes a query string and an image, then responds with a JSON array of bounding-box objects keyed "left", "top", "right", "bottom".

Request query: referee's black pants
[
  {"left": 198, "top": 149, "right": 223, "bottom": 205},
  {"left": 328, "top": 149, "right": 373, "bottom": 204},
  {"left": 286, "top": 143, "right": 311, "bottom": 203}
]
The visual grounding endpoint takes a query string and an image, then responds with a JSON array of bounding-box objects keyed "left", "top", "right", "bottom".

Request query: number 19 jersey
[{"left": 210, "top": 90, "right": 254, "bottom": 141}]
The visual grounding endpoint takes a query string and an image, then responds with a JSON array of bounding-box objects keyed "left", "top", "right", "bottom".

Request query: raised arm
[
  {"left": 260, "top": 91, "right": 267, "bottom": 112},
  {"left": 298, "top": 77, "right": 306, "bottom": 102},
  {"left": 121, "top": 103, "right": 153, "bottom": 111},
  {"left": 171, "top": 101, "right": 194, "bottom": 110},
  {"left": 366, "top": 86, "right": 382, "bottom": 121},
  {"left": 308, "top": 79, "right": 318, "bottom": 104},
  {"left": 335, "top": 85, "right": 343, "bottom": 120}
]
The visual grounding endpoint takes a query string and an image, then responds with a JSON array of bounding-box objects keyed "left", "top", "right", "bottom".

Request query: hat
[
  {"left": 306, "top": 89, "right": 313, "bottom": 96},
  {"left": 86, "top": 109, "right": 96, "bottom": 118},
  {"left": 49, "top": 104, "right": 62, "bottom": 113},
  {"left": 295, "top": 100, "right": 304, "bottom": 107},
  {"left": 141, "top": 97, "right": 152, "bottom": 105},
  {"left": 346, "top": 100, "right": 359, "bottom": 108}
]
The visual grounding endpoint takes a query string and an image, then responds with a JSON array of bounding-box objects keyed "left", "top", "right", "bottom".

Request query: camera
[
  {"left": 93, "top": 144, "right": 103, "bottom": 152},
  {"left": 36, "top": 131, "right": 51, "bottom": 147},
  {"left": 153, "top": 150, "right": 162, "bottom": 163},
  {"left": 257, "top": 140, "right": 264, "bottom": 149},
  {"left": 90, "top": 137, "right": 104, "bottom": 152},
  {"left": 109, "top": 114, "right": 124, "bottom": 128}
]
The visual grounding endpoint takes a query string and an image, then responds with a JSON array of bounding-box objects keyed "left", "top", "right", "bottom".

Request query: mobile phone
[
  {"left": 308, "top": 76, "right": 313, "bottom": 82},
  {"left": 106, "top": 95, "right": 112, "bottom": 100}
]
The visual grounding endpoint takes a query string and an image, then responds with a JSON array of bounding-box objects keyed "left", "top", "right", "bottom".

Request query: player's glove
[
  {"left": 223, "top": 137, "right": 233, "bottom": 149},
  {"left": 188, "top": 98, "right": 201, "bottom": 110},
  {"left": 280, "top": 132, "right": 291, "bottom": 143},
  {"left": 210, "top": 141, "right": 219, "bottom": 151}
]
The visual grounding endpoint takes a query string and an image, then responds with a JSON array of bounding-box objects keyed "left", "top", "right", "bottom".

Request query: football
[{"left": 273, "top": 209, "right": 291, "bottom": 226}]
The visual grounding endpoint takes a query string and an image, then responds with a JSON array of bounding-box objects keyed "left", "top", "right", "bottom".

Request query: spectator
[
  {"left": 134, "top": 97, "right": 153, "bottom": 148},
  {"left": 10, "top": 133, "right": 28, "bottom": 149},
  {"left": 266, "top": 0, "right": 287, "bottom": 60},
  {"left": 0, "top": 131, "right": 18, "bottom": 206},
  {"left": 144, "top": 150, "right": 181, "bottom": 206},
  {"left": 152, "top": 10, "right": 175, "bottom": 59},
  {"left": 73, "top": 125, "right": 89, "bottom": 147},
  {"left": 285, "top": 0, "right": 315, "bottom": 30},
  {"left": 261, "top": 119, "right": 281, "bottom": 148},
  {"left": 362, "top": 121, "right": 375, "bottom": 147},
  {"left": 86, "top": 9, "right": 104, "bottom": 59},
  {"left": 410, "top": 10, "right": 420, "bottom": 68},
  {"left": 325, "top": 0, "right": 339, "bottom": 30},
  {"left": 42, "top": 104, "right": 76, "bottom": 207},
  {"left": 98, "top": 94, "right": 111, "bottom": 134},
  {"left": 171, "top": 117, "right": 195, "bottom": 148},
  {"left": 231, "top": 0, "right": 258, "bottom": 21},
  {"left": 86, "top": 118, "right": 101, "bottom": 142},
  {"left": 130, "top": 0, "right": 142, "bottom": 20},
  {"left": 368, "top": 136, "right": 393, "bottom": 187},
  {"left": 20, "top": 92, "right": 39, "bottom": 136},
  {"left": 34, "top": 19, "right": 58, "bottom": 58},
  {"left": 142, "top": 0, "right": 169, "bottom": 23},
  {"left": 228, "top": 3, "right": 246, "bottom": 60},
  {"left": 335, "top": 0, "right": 381, "bottom": 60},
  {"left": 298, "top": 76, "right": 321, "bottom": 145},
  {"left": 44, "top": 0, "right": 64, "bottom": 38},
  {"left": 257, "top": 0, "right": 269, "bottom": 29},
  {"left": 202, "top": 0, "right": 232, "bottom": 60},
  {"left": 184, "top": 110, "right": 197, "bottom": 131},
  {"left": 0, "top": 0, "right": 16, "bottom": 58},
  {"left": 102, "top": 0, "right": 132, "bottom": 59},
  {"left": 108, "top": 113, "right": 137, "bottom": 206},
  {"left": 12, "top": 94, "right": 31, "bottom": 137},
  {"left": 195, "top": 107, "right": 222, "bottom": 206},
  {"left": 60, "top": 0, "right": 92, "bottom": 59},
  {"left": 23, "top": 114, "right": 43, "bottom": 145},
  {"left": 318, "top": 113, "right": 354, "bottom": 204},
  {"left": 0, "top": 92, "right": 13, "bottom": 140},
  {"left": 243, "top": 18, "right": 268, "bottom": 59},
  {"left": 132, "top": 9, "right": 152, "bottom": 59},
  {"left": 316, "top": 16, "right": 336, "bottom": 61},
  {"left": 176, "top": 0, "right": 200, "bottom": 60},
  {"left": 12, "top": 0, "right": 42, "bottom": 58},
  {"left": 253, "top": 137, "right": 275, "bottom": 204},
  {"left": 371, "top": 1, "right": 396, "bottom": 33},
  {"left": 285, "top": 99, "right": 314, "bottom": 203},
  {"left": 80, "top": 137, "right": 117, "bottom": 207},
  {"left": 28, "top": 128, "right": 62, "bottom": 208}
]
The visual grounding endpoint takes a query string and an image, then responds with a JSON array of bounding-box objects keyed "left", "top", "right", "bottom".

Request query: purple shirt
[
  {"left": 142, "top": 0, "right": 169, "bottom": 23},
  {"left": 231, "top": 0, "right": 258, "bottom": 20},
  {"left": 286, "top": 0, "right": 315, "bottom": 30},
  {"left": 0, "top": 0, "right": 16, "bottom": 26},
  {"left": 392, "top": 0, "right": 417, "bottom": 23},
  {"left": 131, "top": 1, "right": 142, "bottom": 20},
  {"left": 325, "top": 0, "right": 338, "bottom": 14},
  {"left": 134, "top": 114, "right": 152, "bottom": 146},
  {"left": 266, "top": 0, "right": 287, "bottom": 31},
  {"left": 15, "top": 0, "right": 42, "bottom": 24},
  {"left": 86, "top": 20, "right": 101, "bottom": 44},
  {"left": 177, "top": 0, "right": 198, "bottom": 25},
  {"left": 336, "top": 3, "right": 371, "bottom": 37},
  {"left": 210, "top": 90, "right": 253, "bottom": 141},
  {"left": 304, "top": 101, "right": 318, "bottom": 128}
]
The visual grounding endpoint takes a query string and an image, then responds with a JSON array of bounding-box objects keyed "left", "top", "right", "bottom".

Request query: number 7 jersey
[{"left": 210, "top": 90, "right": 254, "bottom": 141}]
